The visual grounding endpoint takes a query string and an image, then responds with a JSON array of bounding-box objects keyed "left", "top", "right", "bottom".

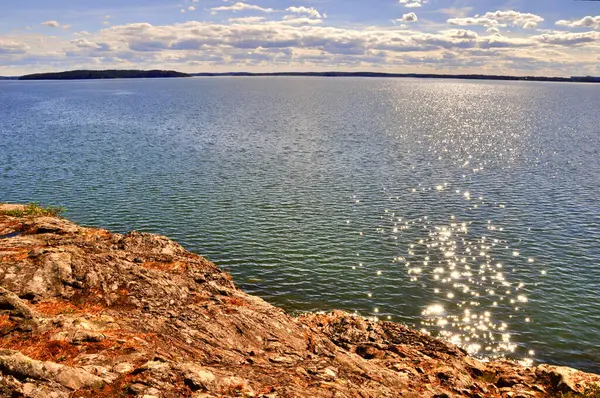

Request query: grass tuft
[
  {"left": 559, "top": 384, "right": 600, "bottom": 398},
  {"left": 580, "top": 384, "right": 600, "bottom": 398},
  {"left": 1, "top": 202, "right": 65, "bottom": 218}
]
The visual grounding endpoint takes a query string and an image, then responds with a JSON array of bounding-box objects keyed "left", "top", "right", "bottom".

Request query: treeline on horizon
[
  {"left": 10, "top": 69, "right": 600, "bottom": 83},
  {"left": 190, "top": 71, "right": 600, "bottom": 83},
  {"left": 18, "top": 69, "right": 190, "bottom": 80}
]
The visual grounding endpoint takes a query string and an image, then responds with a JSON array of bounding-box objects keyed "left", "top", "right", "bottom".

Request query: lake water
[{"left": 1, "top": 77, "right": 599, "bottom": 372}]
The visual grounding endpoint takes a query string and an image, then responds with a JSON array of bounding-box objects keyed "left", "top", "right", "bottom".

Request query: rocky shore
[{"left": 0, "top": 203, "right": 598, "bottom": 397}]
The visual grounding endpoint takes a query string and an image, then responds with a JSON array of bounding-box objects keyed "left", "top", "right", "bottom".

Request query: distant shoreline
[
  {"left": 190, "top": 71, "right": 600, "bottom": 83},
  {"left": 5, "top": 69, "right": 600, "bottom": 83},
  {"left": 17, "top": 69, "right": 190, "bottom": 80}
]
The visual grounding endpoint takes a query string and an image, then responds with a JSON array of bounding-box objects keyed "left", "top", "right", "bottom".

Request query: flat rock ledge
[{"left": 0, "top": 204, "right": 598, "bottom": 398}]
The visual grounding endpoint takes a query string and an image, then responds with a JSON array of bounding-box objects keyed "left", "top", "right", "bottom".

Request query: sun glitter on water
[{"left": 377, "top": 183, "right": 545, "bottom": 362}]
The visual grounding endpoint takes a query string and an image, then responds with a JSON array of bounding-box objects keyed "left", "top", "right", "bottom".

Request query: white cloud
[
  {"left": 88, "top": 21, "right": 541, "bottom": 58},
  {"left": 4, "top": 12, "right": 600, "bottom": 76},
  {"left": 286, "top": 6, "right": 322, "bottom": 19},
  {"left": 449, "top": 10, "right": 544, "bottom": 30},
  {"left": 398, "top": 12, "right": 418, "bottom": 23},
  {"left": 71, "top": 38, "right": 100, "bottom": 49},
  {"left": 228, "top": 16, "right": 266, "bottom": 24},
  {"left": 188, "top": 6, "right": 196, "bottom": 12},
  {"left": 536, "top": 31, "right": 600, "bottom": 46},
  {"left": 0, "top": 39, "right": 29, "bottom": 54},
  {"left": 41, "top": 20, "right": 61, "bottom": 28},
  {"left": 483, "top": 10, "right": 543, "bottom": 29},
  {"left": 281, "top": 16, "right": 323, "bottom": 25},
  {"left": 211, "top": 2, "right": 276, "bottom": 14},
  {"left": 399, "top": 0, "right": 427, "bottom": 8},
  {"left": 556, "top": 16, "right": 600, "bottom": 30},
  {"left": 438, "top": 7, "right": 473, "bottom": 18},
  {"left": 448, "top": 17, "right": 502, "bottom": 28}
]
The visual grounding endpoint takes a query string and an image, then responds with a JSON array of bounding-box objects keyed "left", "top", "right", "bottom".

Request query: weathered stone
[
  {"left": 0, "top": 350, "right": 105, "bottom": 390},
  {"left": 0, "top": 286, "right": 34, "bottom": 319},
  {"left": 113, "top": 362, "right": 134, "bottom": 374},
  {"left": 536, "top": 364, "right": 587, "bottom": 394},
  {"left": 127, "top": 383, "right": 148, "bottom": 394},
  {"left": 179, "top": 363, "right": 216, "bottom": 391},
  {"left": 322, "top": 367, "right": 337, "bottom": 380}
]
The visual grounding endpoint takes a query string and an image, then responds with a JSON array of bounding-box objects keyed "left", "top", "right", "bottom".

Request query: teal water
[{"left": 1, "top": 77, "right": 599, "bottom": 372}]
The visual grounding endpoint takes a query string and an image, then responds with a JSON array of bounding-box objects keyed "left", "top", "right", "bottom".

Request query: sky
[{"left": 1, "top": 0, "right": 600, "bottom": 76}]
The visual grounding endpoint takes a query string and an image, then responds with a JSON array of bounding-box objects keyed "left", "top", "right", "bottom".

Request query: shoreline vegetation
[
  {"left": 17, "top": 69, "right": 189, "bottom": 80},
  {"left": 9, "top": 69, "right": 600, "bottom": 83},
  {"left": 1, "top": 202, "right": 600, "bottom": 397}
]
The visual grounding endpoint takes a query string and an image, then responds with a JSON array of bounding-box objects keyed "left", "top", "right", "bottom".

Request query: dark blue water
[{"left": 1, "top": 77, "right": 599, "bottom": 372}]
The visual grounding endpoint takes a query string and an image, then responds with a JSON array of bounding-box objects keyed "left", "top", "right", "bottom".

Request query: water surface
[{"left": 1, "top": 77, "right": 599, "bottom": 372}]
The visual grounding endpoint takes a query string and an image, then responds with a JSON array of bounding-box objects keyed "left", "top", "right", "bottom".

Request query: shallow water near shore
[{"left": 1, "top": 77, "right": 599, "bottom": 372}]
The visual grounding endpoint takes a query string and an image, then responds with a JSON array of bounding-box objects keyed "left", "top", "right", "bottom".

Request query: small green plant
[
  {"left": 2, "top": 202, "right": 65, "bottom": 218},
  {"left": 559, "top": 384, "right": 600, "bottom": 398},
  {"left": 581, "top": 384, "right": 600, "bottom": 398}
]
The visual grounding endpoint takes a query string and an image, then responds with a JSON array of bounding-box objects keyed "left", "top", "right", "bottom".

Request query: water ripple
[{"left": 1, "top": 78, "right": 599, "bottom": 372}]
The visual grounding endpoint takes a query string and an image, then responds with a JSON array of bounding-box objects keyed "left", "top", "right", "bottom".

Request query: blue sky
[{"left": 1, "top": 0, "right": 600, "bottom": 75}]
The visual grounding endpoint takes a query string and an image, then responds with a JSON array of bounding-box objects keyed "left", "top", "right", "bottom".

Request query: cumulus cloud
[
  {"left": 556, "top": 16, "right": 600, "bottom": 30},
  {"left": 228, "top": 16, "right": 266, "bottom": 24},
  {"left": 438, "top": 7, "right": 473, "bottom": 18},
  {"left": 0, "top": 39, "right": 29, "bottom": 54},
  {"left": 87, "top": 21, "right": 543, "bottom": 60},
  {"left": 448, "top": 17, "right": 502, "bottom": 28},
  {"left": 399, "top": 0, "right": 427, "bottom": 8},
  {"left": 536, "top": 31, "right": 600, "bottom": 46},
  {"left": 286, "top": 6, "right": 323, "bottom": 19},
  {"left": 398, "top": 12, "right": 418, "bottom": 23},
  {"left": 4, "top": 10, "right": 600, "bottom": 76},
  {"left": 70, "top": 38, "right": 100, "bottom": 49},
  {"left": 281, "top": 16, "right": 323, "bottom": 25},
  {"left": 188, "top": 6, "right": 196, "bottom": 12},
  {"left": 211, "top": 2, "right": 276, "bottom": 14},
  {"left": 41, "top": 20, "right": 61, "bottom": 28},
  {"left": 484, "top": 10, "right": 544, "bottom": 29},
  {"left": 449, "top": 10, "right": 544, "bottom": 30}
]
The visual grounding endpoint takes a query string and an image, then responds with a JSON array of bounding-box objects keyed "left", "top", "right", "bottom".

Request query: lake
[{"left": 1, "top": 77, "right": 599, "bottom": 372}]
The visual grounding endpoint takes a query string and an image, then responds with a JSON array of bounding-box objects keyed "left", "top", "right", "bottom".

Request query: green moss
[
  {"left": 559, "top": 384, "right": 600, "bottom": 398},
  {"left": 1, "top": 202, "right": 65, "bottom": 218},
  {"left": 580, "top": 384, "right": 600, "bottom": 398}
]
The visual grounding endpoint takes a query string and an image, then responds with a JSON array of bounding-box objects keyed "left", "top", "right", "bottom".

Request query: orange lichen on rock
[
  {"left": 0, "top": 314, "right": 15, "bottom": 329},
  {"left": 0, "top": 329, "right": 78, "bottom": 364},
  {"left": 0, "top": 248, "right": 30, "bottom": 262},
  {"left": 140, "top": 260, "right": 187, "bottom": 273},
  {"left": 81, "top": 228, "right": 113, "bottom": 240},
  {"left": 32, "top": 300, "right": 105, "bottom": 316},
  {"left": 223, "top": 296, "right": 250, "bottom": 307}
]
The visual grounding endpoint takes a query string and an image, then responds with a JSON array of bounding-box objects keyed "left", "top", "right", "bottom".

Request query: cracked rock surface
[{"left": 1, "top": 204, "right": 599, "bottom": 397}]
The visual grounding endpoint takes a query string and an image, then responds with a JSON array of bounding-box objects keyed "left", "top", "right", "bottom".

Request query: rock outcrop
[{"left": 0, "top": 203, "right": 599, "bottom": 397}]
